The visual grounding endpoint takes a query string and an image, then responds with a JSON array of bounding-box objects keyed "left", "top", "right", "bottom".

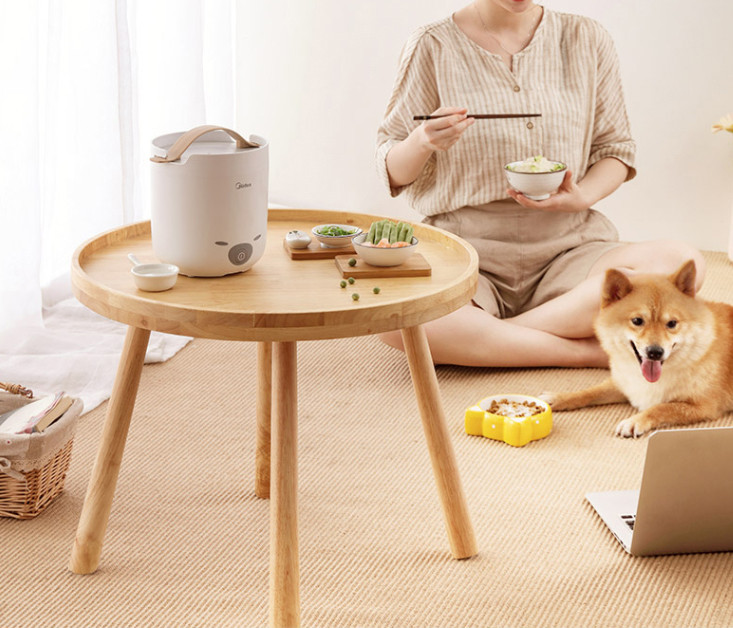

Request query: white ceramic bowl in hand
[
  {"left": 311, "top": 224, "right": 362, "bottom": 249},
  {"left": 352, "top": 233, "right": 418, "bottom": 267},
  {"left": 504, "top": 159, "right": 567, "bottom": 201}
]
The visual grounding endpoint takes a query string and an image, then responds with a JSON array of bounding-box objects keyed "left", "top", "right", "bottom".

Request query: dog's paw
[{"left": 615, "top": 414, "right": 652, "bottom": 438}]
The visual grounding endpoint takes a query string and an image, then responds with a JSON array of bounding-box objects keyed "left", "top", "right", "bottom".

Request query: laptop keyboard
[{"left": 621, "top": 514, "right": 636, "bottom": 530}]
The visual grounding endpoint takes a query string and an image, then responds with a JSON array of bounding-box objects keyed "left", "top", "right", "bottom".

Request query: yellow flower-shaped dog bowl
[{"left": 465, "top": 394, "right": 552, "bottom": 447}]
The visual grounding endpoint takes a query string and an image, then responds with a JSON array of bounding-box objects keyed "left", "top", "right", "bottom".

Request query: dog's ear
[
  {"left": 670, "top": 259, "right": 697, "bottom": 297},
  {"left": 601, "top": 268, "right": 633, "bottom": 307}
]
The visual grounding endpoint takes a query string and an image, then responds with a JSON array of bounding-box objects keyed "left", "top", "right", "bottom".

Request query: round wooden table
[{"left": 69, "top": 208, "right": 479, "bottom": 627}]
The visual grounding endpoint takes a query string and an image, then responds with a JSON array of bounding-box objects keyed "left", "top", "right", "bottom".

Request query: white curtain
[
  {"left": 0, "top": 0, "right": 236, "bottom": 331},
  {"left": 0, "top": 0, "right": 236, "bottom": 412}
]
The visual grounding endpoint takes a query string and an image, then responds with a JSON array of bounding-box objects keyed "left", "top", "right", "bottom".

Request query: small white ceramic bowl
[
  {"left": 504, "top": 160, "right": 567, "bottom": 201},
  {"left": 128, "top": 254, "right": 179, "bottom": 292},
  {"left": 352, "top": 233, "right": 418, "bottom": 267},
  {"left": 311, "top": 224, "right": 362, "bottom": 249}
]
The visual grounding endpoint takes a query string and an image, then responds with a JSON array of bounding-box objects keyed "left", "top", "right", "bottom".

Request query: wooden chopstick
[{"left": 413, "top": 113, "right": 542, "bottom": 120}]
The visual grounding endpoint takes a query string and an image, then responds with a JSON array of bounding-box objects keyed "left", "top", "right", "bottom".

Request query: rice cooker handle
[{"left": 150, "top": 125, "right": 260, "bottom": 163}]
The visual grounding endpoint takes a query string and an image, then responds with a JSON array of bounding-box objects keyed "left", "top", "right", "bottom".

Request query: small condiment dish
[
  {"left": 128, "top": 254, "right": 179, "bottom": 292},
  {"left": 312, "top": 224, "right": 362, "bottom": 249}
]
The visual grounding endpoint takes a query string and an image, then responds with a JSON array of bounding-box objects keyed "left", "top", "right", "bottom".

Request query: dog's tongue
[{"left": 641, "top": 359, "right": 662, "bottom": 383}]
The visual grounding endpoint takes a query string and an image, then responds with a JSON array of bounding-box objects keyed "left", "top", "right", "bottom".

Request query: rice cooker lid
[{"left": 151, "top": 127, "right": 266, "bottom": 163}]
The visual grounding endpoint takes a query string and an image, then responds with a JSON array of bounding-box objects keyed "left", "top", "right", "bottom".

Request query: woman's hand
[
  {"left": 386, "top": 106, "right": 474, "bottom": 188},
  {"left": 416, "top": 106, "right": 475, "bottom": 152},
  {"left": 506, "top": 159, "right": 630, "bottom": 213},
  {"left": 507, "top": 170, "right": 590, "bottom": 213}
]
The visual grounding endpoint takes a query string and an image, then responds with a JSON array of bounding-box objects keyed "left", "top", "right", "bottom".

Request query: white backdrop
[{"left": 236, "top": 0, "right": 733, "bottom": 252}]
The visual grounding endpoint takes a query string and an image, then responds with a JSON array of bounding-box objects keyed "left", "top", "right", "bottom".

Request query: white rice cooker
[{"left": 150, "top": 125, "right": 268, "bottom": 277}]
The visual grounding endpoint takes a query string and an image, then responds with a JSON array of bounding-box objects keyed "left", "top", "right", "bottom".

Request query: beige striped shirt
[{"left": 376, "top": 9, "right": 636, "bottom": 217}]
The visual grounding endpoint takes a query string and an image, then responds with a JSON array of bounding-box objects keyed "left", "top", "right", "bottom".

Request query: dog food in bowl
[
  {"left": 464, "top": 394, "right": 552, "bottom": 447},
  {"left": 485, "top": 398, "right": 545, "bottom": 418}
]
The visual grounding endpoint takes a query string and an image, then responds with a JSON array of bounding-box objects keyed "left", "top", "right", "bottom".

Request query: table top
[{"left": 71, "top": 208, "right": 478, "bottom": 342}]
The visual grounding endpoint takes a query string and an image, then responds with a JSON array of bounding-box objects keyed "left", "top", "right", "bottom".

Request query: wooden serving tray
[
  {"left": 283, "top": 238, "right": 355, "bottom": 259},
  {"left": 334, "top": 253, "right": 431, "bottom": 278}
]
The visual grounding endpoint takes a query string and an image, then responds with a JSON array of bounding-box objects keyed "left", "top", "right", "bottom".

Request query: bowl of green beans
[{"left": 352, "top": 221, "right": 418, "bottom": 266}]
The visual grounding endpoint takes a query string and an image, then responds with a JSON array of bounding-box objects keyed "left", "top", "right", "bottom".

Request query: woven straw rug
[{"left": 3, "top": 251, "right": 733, "bottom": 628}]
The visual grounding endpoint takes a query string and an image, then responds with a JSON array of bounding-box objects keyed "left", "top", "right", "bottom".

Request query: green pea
[
  {"left": 372, "top": 286, "right": 380, "bottom": 294},
  {"left": 340, "top": 280, "right": 347, "bottom": 288},
  {"left": 348, "top": 257, "right": 357, "bottom": 267},
  {"left": 352, "top": 293, "right": 360, "bottom": 301},
  {"left": 347, "top": 277, "right": 355, "bottom": 284}
]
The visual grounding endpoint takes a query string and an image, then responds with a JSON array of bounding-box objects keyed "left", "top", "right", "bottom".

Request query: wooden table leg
[
  {"left": 256, "top": 341, "right": 273, "bottom": 499},
  {"left": 69, "top": 325, "right": 151, "bottom": 574},
  {"left": 270, "top": 341, "right": 300, "bottom": 628},
  {"left": 401, "top": 325, "right": 478, "bottom": 560}
]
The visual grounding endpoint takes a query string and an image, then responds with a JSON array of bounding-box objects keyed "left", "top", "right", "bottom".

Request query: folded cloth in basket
[{"left": 0, "top": 398, "right": 83, "bottom": 470}]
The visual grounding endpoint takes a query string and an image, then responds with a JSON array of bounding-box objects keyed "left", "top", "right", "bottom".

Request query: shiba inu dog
[{"left": 541, "top": 260, "right": 733, "bottom": 437}]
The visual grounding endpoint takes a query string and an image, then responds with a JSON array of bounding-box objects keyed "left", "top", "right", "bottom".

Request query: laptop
[{"left": 586, "top": 426, "right": 733, "bottom": 556}]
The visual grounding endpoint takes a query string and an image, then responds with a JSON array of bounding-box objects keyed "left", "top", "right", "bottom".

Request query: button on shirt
[{"left": 376, "top": 10, "right": 637, "bottom": 217}]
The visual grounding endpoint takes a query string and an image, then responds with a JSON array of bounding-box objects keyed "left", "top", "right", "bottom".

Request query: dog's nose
[{"left": 645, "top": 345, "right": 664, "bottom": 361}]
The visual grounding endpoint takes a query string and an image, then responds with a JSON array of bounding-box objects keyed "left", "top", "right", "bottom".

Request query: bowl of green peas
[{"left": 311, "top": 224, "right": 362, "bottom": 248}]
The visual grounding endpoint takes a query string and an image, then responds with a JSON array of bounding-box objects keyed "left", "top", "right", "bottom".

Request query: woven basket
[{"left": 0, "top": 382, "right": 83, "bottom": 519}]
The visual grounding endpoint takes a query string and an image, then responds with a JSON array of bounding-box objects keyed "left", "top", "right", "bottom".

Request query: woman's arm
[
  {"left": 574, "top": 156, "right": 629, "bottom": 205},
  {"left": 507, "top": 156, "right": 629, "bottom": 213},
  {"left": 385, "top": 106, "right": 475, "bottom": 188}
]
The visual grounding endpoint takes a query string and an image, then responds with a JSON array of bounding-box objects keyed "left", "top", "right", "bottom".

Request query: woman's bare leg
[
  {"left": 380, "top": 239, "right": 706, "bottom": 368},
  {"left": 508, "top": 240, "right": 706, "bottom": 338},
  {"left": 381, "top": 305, "right": 607, "bottom": 367},
  {"left": 507, "top": 273, "right": 604, "bottom": 339}
]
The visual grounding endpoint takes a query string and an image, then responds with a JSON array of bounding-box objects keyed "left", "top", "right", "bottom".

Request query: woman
[{"left": 376, "top": 0, "right": 705, "bottom": 367}]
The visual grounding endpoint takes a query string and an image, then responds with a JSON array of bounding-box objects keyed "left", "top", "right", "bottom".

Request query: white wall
[{"left": 236, "top": 1, "right": 733, "bottom": 251}]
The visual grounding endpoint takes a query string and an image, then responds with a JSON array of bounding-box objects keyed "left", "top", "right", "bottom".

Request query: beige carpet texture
[{"left": 3, "top": 251, "right": 733, "bottom": 628}]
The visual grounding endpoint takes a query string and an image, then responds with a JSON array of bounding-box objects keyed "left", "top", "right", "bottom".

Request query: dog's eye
[
  {"left": 666, "top": 320, "right": 678, "bottom": 329},
  {"left": 631, "top": 317, "right": 644, "bottom": 326}
]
